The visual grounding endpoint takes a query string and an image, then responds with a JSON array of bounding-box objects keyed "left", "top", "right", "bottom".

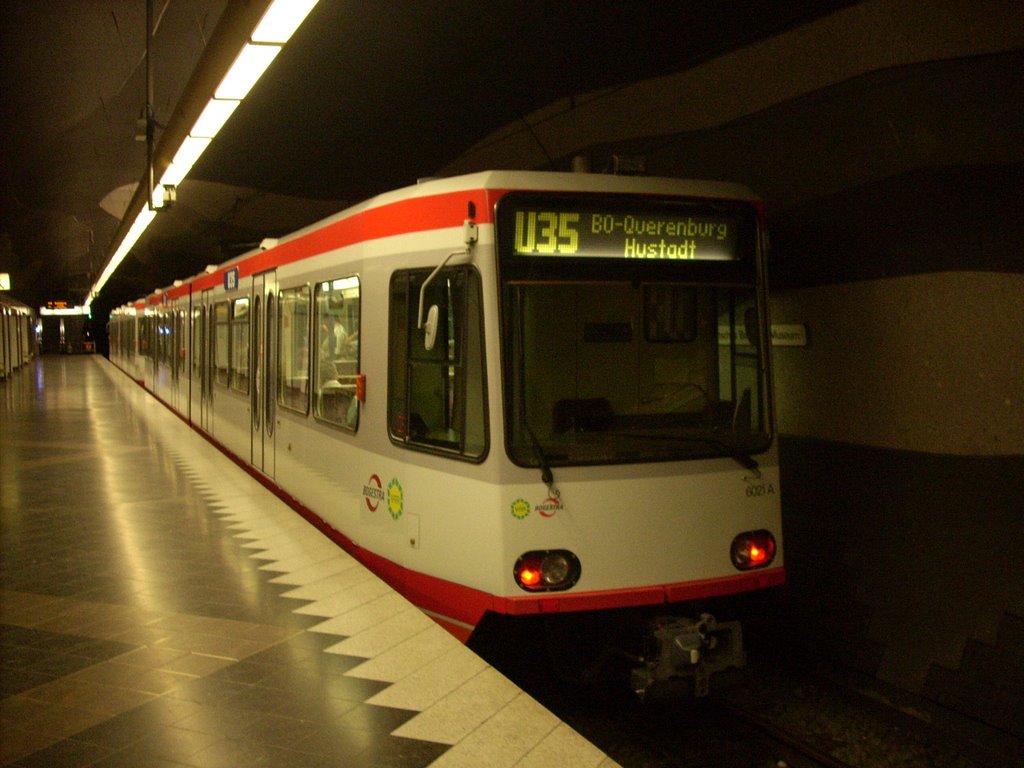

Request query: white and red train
[
  {"left": 108, "top": 170, "right": 784, "bottom": 695},
  {"left": 1, "top": 294, "right": 37, "bottom": 379}
]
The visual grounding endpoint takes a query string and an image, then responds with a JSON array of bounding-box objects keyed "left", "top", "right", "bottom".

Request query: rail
[{"left": 710, "top": 698, "right": 858, "bottom": 768}]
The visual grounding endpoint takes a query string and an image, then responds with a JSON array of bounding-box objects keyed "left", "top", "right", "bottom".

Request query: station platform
[{"left": 1, "top": 356, "right": 618, "bottom": 768}]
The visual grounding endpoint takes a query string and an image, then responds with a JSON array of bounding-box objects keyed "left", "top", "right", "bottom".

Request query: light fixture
[
  {"left": 151, "top": 184, "right": 176, "bottom": 210},
  {"left": 252, "top": 0, "right": 319, "bottom": 43},
  {"left": 215, "top": 44, "right": 281, "bottom": 100},
  {"left": 172, "top": 136, "right": 212, "bottom": 170},
  {"left": 190, "top": 98, "right": 241, "bottom": 139},
  {"left": 160, "top": 136, "right": 211, "bottom": 187},
  {"left": 90, "top": 207, "right": 158, "bottom": 305},
  {"left": 88, "top": 0, "right": 321, "bottom": 304}
]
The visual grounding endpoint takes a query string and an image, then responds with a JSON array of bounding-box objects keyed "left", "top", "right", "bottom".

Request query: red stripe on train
[{"left": 164, "top": 188, "right": 499, "bottom": 300}]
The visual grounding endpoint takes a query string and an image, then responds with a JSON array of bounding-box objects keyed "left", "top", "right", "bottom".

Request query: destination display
[{"left": 509, "top": 205, "right": 741, "bottom": 261}]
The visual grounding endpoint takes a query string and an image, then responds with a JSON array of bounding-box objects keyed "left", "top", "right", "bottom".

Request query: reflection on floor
[{"left": 1, "top": 356, "right": 615, "bottom": 768}]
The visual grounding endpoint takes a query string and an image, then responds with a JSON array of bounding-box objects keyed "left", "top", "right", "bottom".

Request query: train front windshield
[{"left": 496, "top": 192, "right": 772, "bottom": 468}]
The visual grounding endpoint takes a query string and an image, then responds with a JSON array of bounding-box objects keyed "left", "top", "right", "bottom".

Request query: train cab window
[
  {"left": 213, "top": 301, "right": 230, "bottom": 386},
  {"left": 504, "top": 282, "right": 769, "bottom": 467},
  {"left": 313, "top": 277, "right": 360, "bottom": 429},
  {"left": 277, "top": 285, "right": 311, "bottom": 414},
  {"left": 230, "top": 297, "right": 250, "bottom": 393},
  {"left": 388, "top": 267, "right": 487, "bottom": 460}
]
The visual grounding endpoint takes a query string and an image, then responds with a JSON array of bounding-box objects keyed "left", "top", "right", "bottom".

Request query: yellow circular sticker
[
  {"left": 387, "top": 478, "right": 403, "bottom": 520},
  {"left": 511, "top": 498, "right": 531, "bottom": 520}
]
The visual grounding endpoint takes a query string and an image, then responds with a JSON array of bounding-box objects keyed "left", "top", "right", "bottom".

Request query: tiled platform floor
[{"left": 1, "top": 356, "right": 616, "bottom": 768}]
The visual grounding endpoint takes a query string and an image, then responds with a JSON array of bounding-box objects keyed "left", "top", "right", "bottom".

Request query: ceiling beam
[{"left": 94, "top": 0, "right": 275, "bottom": 304}]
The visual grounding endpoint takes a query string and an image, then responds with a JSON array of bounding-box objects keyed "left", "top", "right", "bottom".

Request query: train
[
  {"left": 108, "top": 170, "right": 784, "bottom": 696},
  {"left": 1, "top": 294, "right": 37, "bottom": 379}
]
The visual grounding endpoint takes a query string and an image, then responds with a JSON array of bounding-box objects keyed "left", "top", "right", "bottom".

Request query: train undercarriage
[{"left": 471, "top": 604, "right": 749, "bottom": 700}]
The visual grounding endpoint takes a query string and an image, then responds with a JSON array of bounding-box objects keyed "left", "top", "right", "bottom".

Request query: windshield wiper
[
  {"left": 514, "top": 291, "right": 557, "bottom": 491},
  {"left": 523, "top": 420, "right": 555, "bottom": 488}
]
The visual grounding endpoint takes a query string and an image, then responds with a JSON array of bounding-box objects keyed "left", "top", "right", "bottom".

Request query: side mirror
[{"left": 423, "top": 304, "right": 440, "bottom": 351}]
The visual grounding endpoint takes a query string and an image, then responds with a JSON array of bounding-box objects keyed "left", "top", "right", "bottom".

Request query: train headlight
[
  {"left": 731, "top": 530, "right": 776, "bottom": 570},
  {"left": 514, "top": 550, "right": 581, "bottom": 592}
]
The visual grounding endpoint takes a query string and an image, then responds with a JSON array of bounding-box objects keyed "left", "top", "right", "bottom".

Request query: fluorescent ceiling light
[
  {"left": 172, "top": 135, "right": 212, "bottom": 170},
  {"left": 90, "top": 1, "right": 321, "bottom": 305},
  {"left": 190, "top": 98, "right": 240, "bottom": 138},
  {"left": 216, "top": 43, "right": 281, "bottom": 100},
  {"left": 252, "top": 0, "right": 319, "bottom": 44},
  {"left": 160, "top": 163, "right": 189, "bottom": 187},
  {"left": 117, "top": 207, "right": 157, "bottom": 257},
  {"left": 91, "top": 207, "right": 158, "bottom": 300},
  {"left": 158, "top": 135, "right": 210, "bottom": 187}
]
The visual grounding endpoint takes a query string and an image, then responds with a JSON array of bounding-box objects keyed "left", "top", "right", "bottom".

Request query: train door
[
  {"left": 251, "top": 271, "right": 277, "bottom": 477},
  {"left": 198, "top": 289, "right": 214, "bottom": 434}
]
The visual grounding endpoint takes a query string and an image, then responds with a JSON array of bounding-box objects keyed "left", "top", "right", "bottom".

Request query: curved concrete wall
[
  {"left": 443, "top": 0, "right": 1024, "bottom": 734},
  {"left": 772, "top": 272, "right": 1024, "bottom": 456}
]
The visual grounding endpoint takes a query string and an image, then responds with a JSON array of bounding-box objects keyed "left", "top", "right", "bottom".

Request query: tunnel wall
[{"left": 443, "top": 0, "right": 1024, "bottom": 734}]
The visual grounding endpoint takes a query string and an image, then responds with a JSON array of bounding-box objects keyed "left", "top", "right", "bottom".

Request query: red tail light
[
  {"left": 514, "top": 550, "right": 581, "bottom": 592},
  {"left": 731, "top": 530, "right": 776, "bottom": 570}
]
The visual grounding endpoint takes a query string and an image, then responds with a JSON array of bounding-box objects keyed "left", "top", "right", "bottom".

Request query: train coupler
[{"left": 631, "top": 613, "right": 745, "bottom": 699}]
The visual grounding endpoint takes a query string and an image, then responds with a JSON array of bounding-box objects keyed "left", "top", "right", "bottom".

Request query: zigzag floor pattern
[{"left": 1, "top": 356, "right": 614, "bottom": 768}]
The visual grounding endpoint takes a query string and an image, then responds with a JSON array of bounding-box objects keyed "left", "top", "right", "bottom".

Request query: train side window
[
  {"left": 191, "top": 307, "right": 202, "bottom": 381},
  {"left": 155, "top": 313, "right": 166, "bottom": 365},
  {"left": 388, "top": 266, "right": 487, "bottom": 460},
  {"left": 139, "top": 316, "right": 150, "bottom": 357},
  {"left": 230, "top": 297, "right": 250, "bottom": 393},
  {"left": 313, "top": 276, "right": 360, "bottom": 429},
  {"left": 163, "top": 312, "right": 173, "bottom": 366},
  {"left": 277, "top": 285, "right": 311, "bottom": 414},
  {"left": 176, "top": 310, "right": 186, "bottom": 375},
  {"left": 213, "top": 301, "right": 230, "bottom": 387}
]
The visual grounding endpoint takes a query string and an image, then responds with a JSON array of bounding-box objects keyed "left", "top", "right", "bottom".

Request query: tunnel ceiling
[{"left": 2, "top": 0, "right": 1019, "bottom": 318}]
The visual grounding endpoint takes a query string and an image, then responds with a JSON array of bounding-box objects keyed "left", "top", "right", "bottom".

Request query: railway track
[
  {"left": 484, "top": 655, "right": 863, "bottom": 768},
  {"left": 709, "top": 697, "right": 857, "bottom": 768},
  {"left": 481, "top": 630, "right": 1010, "bottom": 768}
]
